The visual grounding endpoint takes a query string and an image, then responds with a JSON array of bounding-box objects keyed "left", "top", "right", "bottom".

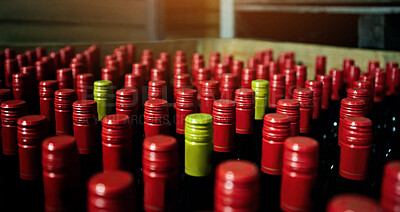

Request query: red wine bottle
[
  {"left": 292, "top": 88, "right": 313, "bottom": 136},
  {"left": 380, "top": 160, "right": 400, "bottom": 211},
  {"left": 326, "top": 193, "right": 380, "bottom": 212}
]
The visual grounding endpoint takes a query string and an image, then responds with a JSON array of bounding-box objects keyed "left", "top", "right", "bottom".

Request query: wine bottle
[
  {"left": 292, "top": 88, "right": 313, "bottom": 136},
  {"left": 380, "top": 160, "right": 400, "bottom": 211},
  {"left": 269, "top": 74, "right": 285, "bottom": 113},
  {"left": 326, "top": 193, "right": 380, "bottom": 212},
  {"left": 93, "top": 80, "right": 114, "bottom": 121},
  {"left": 54, "top": 89, "right": 76, "bottom": 135}
]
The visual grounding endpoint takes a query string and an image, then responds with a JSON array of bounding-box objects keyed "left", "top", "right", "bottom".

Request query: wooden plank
[
  {"left": 200, "top": 38, "right": 400, "bottom": 80},
  {"left": 0, "top": 0, "right": 146, "bottom": 25},
  {"left": 0, "top": 22, "right": 147, "bottom": 44},
  {"left": 235, "top": 0, "right": 400, "bottom": 4},
  {"left": 235, "top": 5, "right": 400, "bottom": 14}
]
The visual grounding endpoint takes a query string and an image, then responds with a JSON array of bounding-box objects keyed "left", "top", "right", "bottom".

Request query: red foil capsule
[
  {"left": 144, "top": 99, "right": 169, "bottom": 138},
  {"left": 175, "top": 88, "right": 197, "bottom": 134},
  {"left": 35, "top": 60, "right": 50, "bottom": 83},
  {"left": 343, "top": 58, "right": 354, "bottom": 84},
  {"left": 213, "top": 99, "right": 235, "bottom": 152},
  {"left": 231, "top": 60, "right": 244, "bottom": 85},
  {"left": 347, "top": 88, "right": 369, "bottom": 111},
  {"left": 39, "top": 80, "right": 59, "bottom": 122},
  {"left": 12, "top": 73, "right": 29, "bottom": 100},
  {"left": 386, "top": 67, "right": 400, "bottom": 96},
  {"left": 256, "top": 64, "right": 269, "bottom": 80},
  {"left": 277, "top": 99, "right": 300, "bottom": 136},
  {"left": 102, "top": 67, "right": 118, "bottom": 89},
  {"left": 50, "top": 52, "right": 61, "bottom": 71},
  {"left": 141, "top": 54, "right": 153, "bottom": 82},
  {"left": 148, "top": 80, "right": 167, "bottom": 100},
  {"left": 115, "top": 50, "right": 128, "bottom": 77},
  {"left": 173, "top": 74, "right": 191, "bottom": 102},
  {"left": 316, "top": 75, "right": 332, "bottom": 110},
  {"left": 247, "top": 57, "right": 257, "bottom": 69},
  {"left": 281, "top": 136, "right": 319, "bottom": 212},
  {"left": 315, "top": 55, "right": 326, "bottom": 76},
  {"left": 235, "top": 88, "right": 255, "bottom": 134},
  {"left": 4, "top": 48, "right": 16, "bottom": 59},
  {"left": 353, "top": 80, "right": 372, "bottom": 109},
  {"left": 126, "top": 44, "right": 135, "bottom": 65},
  {"left": 339, "top": 116, "right": 372, "bottom": 180},
  {"left": 116, "top": 88, "right": 139, "bottom": 133},
  {"left": 132, "top": 63, "right": 144, "bottom": 78},
  {"left": 174, "top": 62, "right": 188, "bottom": 76},
  {"left": 76, "top": 73, "right": 94, "bottom": 100},
  {"left": 16, "top": 54, "right": 28, "bottom": 68},
  {"left": 381, "top": 161, "right": 400, "bottom": 212},
  {"left": 57, "top": 68, "right": 73, "bottom": 89},
  {"left": 125, "top": 73, "right": 142, "bottom": 107},
  {"left": 42, "top": 135, "right": 80, "bottom": 212},
  {"left": 20, "top": 66, "right": 37, "bottom": 91},
  {"left": 346, "top": 65, "right": 360, "bottom": 89},
  {"left": 1, "top": 100, "right": 27, "bottom": 155},
  {"left": 4, "top": 58, "right": 18, "bottom": 88},
  {"left": 0, "top": 89, "right": 12, "bottom": 145},
  {"left": 143, "top": 135, "right": 179, "bottom": 212},
  {"left": 201, "top": 80, "right": 220, "bottom": 115},
  {"left": 70, "top": 62, "right": 85, "bottom": 89},
  {"left": 241, "top": 68, "right": 256, "bottom": 89},
  {"left": 17, "top": 115, "right": 48, "bottom": 181},
  {"left": 25, "top": 50, "right": 37, "bottom": 66},
  {"left": 330, "top": 69, "right": 345, "bottom": 101},
  {"left": 374, "top": 68, "right": 386, "bottom": 103},
  {"left": 193, "top": 68, "right": 210, "bottom": 99},
  {"left": 215, "top": 160, "right": 260, "bottom": 212},
  {"left": 102, "top": 114, "right": 133, "bottom": 171},
  {"left": 209, "top": 54, "right": 220, "bottom": 79},
  {"left": 284, "top": 58, "right": 294, "bottom": 70},
  {"left": 295, "top": 65, "right": 307, "bottom": 88},
  {"left": 41, "top": 56, "right": 56, "bottom": 79},
  {"left": 327, "top": 194, "right": 380, "bottom": 212},
  {"left": 278, "top": 54, "right": 286, "bottom": 73},
  {"left": 88, "top": 171, "right": 136, "bottom": 212},
  {"left": 283, "top": 69, "right": 296, "bottom": 99},
  {"left": 384, "top": 62, "right": 399, "bottom": 90},
  {"left": 73, "top": 100, "right": 98, "bottom": 154},
  {"left": 54, "top": 89, "right": 77, "bottom": 135},
  {"left": 192, "top": 59, "right": 204, "bottom": 78},
  {"left": 215, "top": 63, "right": 228, "bottom": 83},
  {"left": 256, "top": 51, "right": 265, "bottom": 64},
  {"left": 305, "top": 80, "right": 322, "bottom": 119},
  {"left": 220, "top": 73, "right": 236, "bottom": 100},
  {"left": 151, "top": 68, "right": 166, "bottom": 81},
  {"left": 339, "top": 98, "right": 367, "bottom": 141},
  {"left": 223, "top": 55, "right": 233, "bottom": 69},
  {"left": 261, "top": 113, "right": 291, "bottom": 175},
  {"left": 368, "top": 60, "right": 380, "bottom": 76},
  {"left": 269, "top": 61, "right": 280, "bottom": 77},
  {"left": 269, "top": 74, "right": 286, "bottom": 109},
  {"left": 292, "top": 88, "right": 313, "bottom": 134},
  {"left": 36, "top": 47, "right": 47, "bottom": 60}
]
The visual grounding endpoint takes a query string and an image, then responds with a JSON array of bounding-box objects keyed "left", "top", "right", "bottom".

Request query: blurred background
[{"left": 1, "top": 0, "right": 400, "bottom": 50}]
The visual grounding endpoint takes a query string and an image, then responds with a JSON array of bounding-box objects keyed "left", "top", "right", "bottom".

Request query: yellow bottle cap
[
  {"left": 184, "top": 113, "right": 213, "bottom": 177},
  {"left": 252, "top": 79, "right": 269, "bottom": 120}
]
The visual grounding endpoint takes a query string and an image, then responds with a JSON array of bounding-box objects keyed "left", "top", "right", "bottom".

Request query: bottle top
[
  {"left": 132, "top": 63, "right": 144, "bottom": 76},
  {"left": 174, "top": 63, "right": 188, "bottom": 75},
  {"left": 18, "top": 115, "right": 47, "bottom": 127},
  {"left": 0, "top": 89, "right": 11, "bottom": 101},
  {"left": 387, "top": 67, "right": 400, "bottom": 96},
  {"left": 251, "top": 79, "right": 269, "bottom": 94},
  {"left": 329, "top": 69, "right": 344, "bottom": 100},
  {"left": 270, "top": 73, "right": 285, "bottom": 87},
  {"left": 277, "top": 99, "right": 301, "bottom": 123},
  {"left": 94, "top": 80, "right": 113, "bottom": 89},
  {"left": 283, "top": 136, "right": 319, "bottom": 173},
  {"left": 381, "top": 160, "right": 400, "bottom": 211},
  {"left": 144, "top": 99, "right": 168, "bottom": 124},
  {"left": 57, "top": 68, "right": 73, "bottom": 80},
  {"left": 315, "top": 55, "right": 326, "bottom": 75},
  {"left": 150, "top": 68, "right": 166, "bottom": 81},
  {"left": 316, "top": 75, "right": 332, "bottom": 110},
  {"left": 76, "top": 73, "right": 94, "bottom": 87},
  {"left": 347, "top": 65, "right": 360, "bottom": 87},
  {"left": 374, "top": 69, "right": 386, "bottom": 103},
  {"left": 142, "top": 135, "right": 178, "bottom": 171},
  {"left": 247, "top": 57, "right": 257, "bottom": 69},
  {"left": 292, "top": 88, "right": 313, "bottom": 108},
  {"left": 185, "top": 113, "right": 213, "bottom": 142},
  {"left": 1, "top": 99, "right": 26, "bottom": 110},
  {"left": 241, "top": 68, "right": 256, "bottom": 88},
  {"left": 39, "top": 80, "right": 59, "bottom": 98},
  {"left": 213, "top": 99, "right": 235, "bottom": 124},
  {"left": 235, "top": 88, "right": 255, "bottom": 109},
  {"left": 88, "top": 171, "right": 134, "bottom": 198},
  {"left": 221, "top": 73, "right": 236, "bottom": 88},
  {"left": 368, "top": 60, "right": 380, "bottom": 75},
  {"left": 216, "top": 160, "right": 259, "bottom": 184},
  {"left": 327, "top": 194, "right": 380, "bottom": 212},
  {"left": 12, "top": 73, "right": 28, "bottom": 87},
  {"left": 343, "top": 58, "right": 355, "bottom": 72},
  {"left": 386, "top": 61, "right": 398, "bottom": 72},
  {"left": 201, "top": 80, "right": 220, "bottom": 98},
  {"left": 42, "top": 135, "right": 78, "bottom": 171},
  {"left": 256, "top": 64, "right": 268, "bottom": 80},
  {"left": 339, "top": 98, "right": 367, "bottom": 120},
  {"left": 269, "top": 61, "right": 279, "bottom": 76},
  {"left": 102, "top": 114, "right": 130, "bottom": 127},
  {"left": 176, "top": 88, "right": 197, "bottom": 110},
  {"left": 4, "top": 48, "right": 16, "bottom": 59},
  {"left": 340, "top": 116, "right": 372, "bottom": 146},
  {"left": 17, "top": 115, "right": 48, "bottom": 145},
  {"left": 263, "top": 113, "right": 291, "bottom": 141},
  {"left": 347, "top": 88, "right": 368, "bottom": 106}
]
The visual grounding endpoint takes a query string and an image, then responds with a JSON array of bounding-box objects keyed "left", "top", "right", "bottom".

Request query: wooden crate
[{"left": 2, "top": 38, "right": 400, "bottom": 80}]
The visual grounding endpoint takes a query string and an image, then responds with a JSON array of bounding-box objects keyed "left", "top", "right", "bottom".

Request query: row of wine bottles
[{"left": 0, "top": 45, "right": 399, "bottom": 211}]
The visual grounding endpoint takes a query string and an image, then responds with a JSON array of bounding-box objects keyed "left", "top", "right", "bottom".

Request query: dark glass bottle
[
  {"left": 326, "top": 193, "right": 380, "bottom": 212},
  {"left": 380, "top": 160, "right": 400, "bottom": 212},
  {"left": 261, "top": 113, "right": 290, "bottom": 211},
  {"left": 234, "top": 88, "right": 256, "bottom": 162},
  {"left": 181, "top": 113, "right": 213, "bottom": 211},
  {"left": 281, "top": 136, "right": 319, "bottom": 211},
  {"left": 212, "top": 99, "right": 236, "bottom": 166}
]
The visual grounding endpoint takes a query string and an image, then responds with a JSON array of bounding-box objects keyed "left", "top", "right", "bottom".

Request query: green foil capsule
[
  {"left": 184, "top": 113, "right": 213, "bottom": 177},
  {"left": 252, "top": 79, "right": 269, "bottom": 120},
  {"left": 93, "top": 80, "right": 114, "bottom": 121}
]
